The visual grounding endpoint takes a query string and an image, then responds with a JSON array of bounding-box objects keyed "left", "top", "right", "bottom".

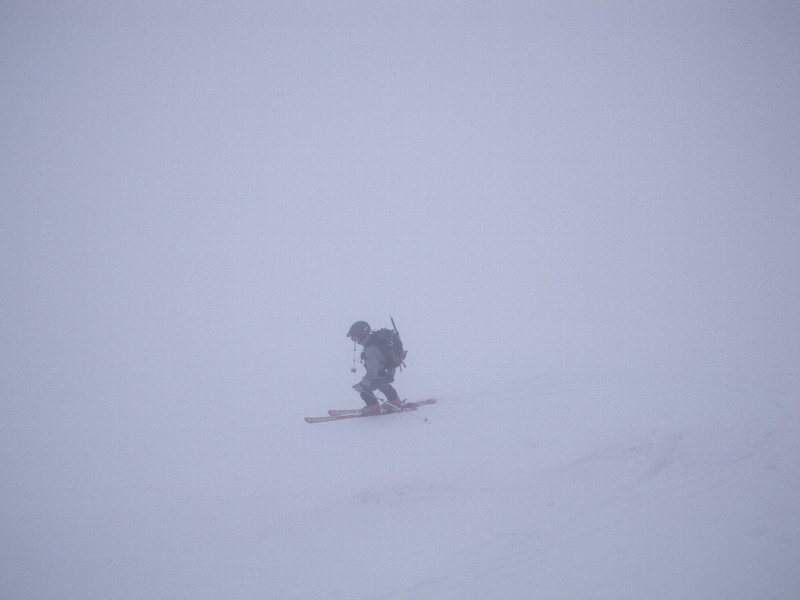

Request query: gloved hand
[{"left": 353, "top": 383, "right": 366, "bottom": 394}]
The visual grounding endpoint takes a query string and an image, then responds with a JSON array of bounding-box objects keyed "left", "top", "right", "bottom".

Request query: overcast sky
[
  {"left": 4, "top": 2, "right": 798, "bottom": 401},
  {"left": 0, "top": 0, "right": 798, "bottom": 424}
]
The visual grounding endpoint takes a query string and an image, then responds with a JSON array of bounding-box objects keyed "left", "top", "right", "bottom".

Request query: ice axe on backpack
[{"left": 390, "top": 315, "right": 407, "bottom": 371}]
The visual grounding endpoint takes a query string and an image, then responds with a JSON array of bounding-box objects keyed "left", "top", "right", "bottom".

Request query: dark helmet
[{"left": 347, "top": 321, "right": 371, "bottom": 342}]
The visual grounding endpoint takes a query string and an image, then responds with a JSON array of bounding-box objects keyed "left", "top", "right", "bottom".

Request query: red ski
[{"left": 304, "top": 399, "right": 436, "bottom": 424}]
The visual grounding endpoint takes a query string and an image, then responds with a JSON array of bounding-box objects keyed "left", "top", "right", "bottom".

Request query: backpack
[{"left": 366, "top": 328, "right": 408, "bottom": 369}]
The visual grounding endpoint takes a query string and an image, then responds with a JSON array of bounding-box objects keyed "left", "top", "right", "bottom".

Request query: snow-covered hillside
[
  {"left": 2, "top": 2, "right": 799, "bottom": 599},
  {"left": 7, "top": 368, "right": 797, "bottom": 599},
  {"left": 275, "top": 369, "right": 800, "bottom": 599}
]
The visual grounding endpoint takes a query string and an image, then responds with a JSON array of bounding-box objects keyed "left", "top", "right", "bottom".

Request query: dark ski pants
[{"left": 359, "top": 379, "right": 400, "bottom": 406}]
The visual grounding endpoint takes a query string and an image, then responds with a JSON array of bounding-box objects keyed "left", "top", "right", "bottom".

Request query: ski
[
  {"left": 304, "top": 399, "right": 436, "bottom": 424},
  {"left": 329, "top": 398, "right": 436, "bottom": 416}
]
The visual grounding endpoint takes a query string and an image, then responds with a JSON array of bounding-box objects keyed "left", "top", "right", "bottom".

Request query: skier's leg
[
  {"left": 356, "top": 387, "right": 381, "bottom": 415},
  {"left": 359, "top": 389, "right": 379, "bottom": 406},
  {"left": 376, "top": 382, "right": 402, "bottom": 410},
  {"left": 376, "top": 383, "right": 399, "bottom": 402}
]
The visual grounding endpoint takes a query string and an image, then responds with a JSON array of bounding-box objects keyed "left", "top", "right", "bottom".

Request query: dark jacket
[{"left": 359, "top": 340, "right": 396, "bottom": 389}]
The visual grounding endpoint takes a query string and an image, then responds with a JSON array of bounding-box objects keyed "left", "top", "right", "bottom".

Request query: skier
[{"left": 347, "top": 320, "right": 404, "bottom": 415}]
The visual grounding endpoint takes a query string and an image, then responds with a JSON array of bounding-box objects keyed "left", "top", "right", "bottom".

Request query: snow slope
[
  {"left": 5, "top": 368, "right": 797, "bottom": 599},
  {"left": 275, "top": 371, "right": 800, "bottom": 599}
]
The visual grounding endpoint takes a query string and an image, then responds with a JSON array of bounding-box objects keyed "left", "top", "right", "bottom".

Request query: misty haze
[{"left": 1, "top": 2, "right": 798, "bottom": 599}]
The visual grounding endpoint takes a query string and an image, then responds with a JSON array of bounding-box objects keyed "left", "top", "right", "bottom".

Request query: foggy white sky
[
  {"left": 1, "top": 0, "right": 798, "bottom": 406},
  {"left": 4, "top": 3, "right": 798, "bottom": 389}
]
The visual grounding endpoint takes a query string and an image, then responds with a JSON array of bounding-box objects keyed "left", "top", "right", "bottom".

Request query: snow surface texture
[{"left": 2, "top": 2, "right": 799, "bottom": 599}]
